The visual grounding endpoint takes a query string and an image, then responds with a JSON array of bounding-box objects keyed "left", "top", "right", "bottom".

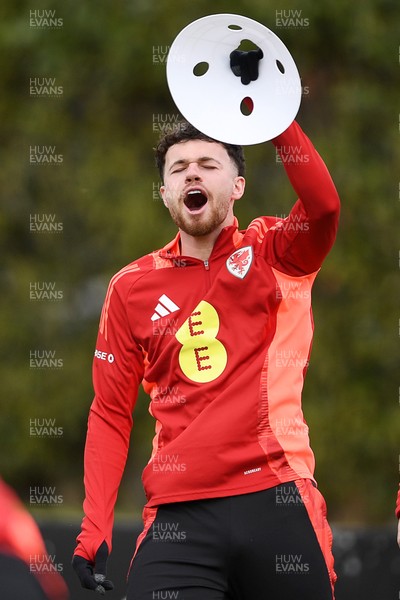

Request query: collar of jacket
[{"left": 157, "top": 218, "right": 244, "bottom": 264}]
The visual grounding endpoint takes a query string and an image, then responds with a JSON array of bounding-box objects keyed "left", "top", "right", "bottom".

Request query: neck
[
  {"left": 179, "top": 218, "right": 235, "bottom": 261},
  {"left": 179, "top": 229, "right": 221, "bottom": 262}
]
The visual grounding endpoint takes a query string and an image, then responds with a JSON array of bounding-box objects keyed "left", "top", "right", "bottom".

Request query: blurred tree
[{"left": 0, "top": 0, "right": 399, "bottom": 523}]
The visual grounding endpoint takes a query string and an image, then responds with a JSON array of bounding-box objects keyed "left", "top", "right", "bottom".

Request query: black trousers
[{"left": 127, "top": 480, "right": 335, "bottom": 600}]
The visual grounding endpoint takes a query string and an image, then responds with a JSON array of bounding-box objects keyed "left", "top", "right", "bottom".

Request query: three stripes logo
[{"left": 151, "top": 294, "right": 180, "bottom": 321}]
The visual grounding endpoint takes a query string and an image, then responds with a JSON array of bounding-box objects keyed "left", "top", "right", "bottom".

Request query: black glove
[{"left": 72, "top": 541, "right": 114, "bottom": 595}]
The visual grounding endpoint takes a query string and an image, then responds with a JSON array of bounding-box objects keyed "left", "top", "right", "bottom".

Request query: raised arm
[{"left": 269, "top": 120, "right": 340, "bottom": 275}]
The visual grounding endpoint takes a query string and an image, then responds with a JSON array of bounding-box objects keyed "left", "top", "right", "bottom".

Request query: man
[{"left": 73, "top": 117, "right": 340, "bottom": 599}]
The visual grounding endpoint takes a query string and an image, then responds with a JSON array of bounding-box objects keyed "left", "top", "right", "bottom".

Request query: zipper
[
  {"left": 165, "top": 252, "right": 212, "bottom": 285},
  {"left": 203, "top": 259, "right": 212, "bottom": 288}
]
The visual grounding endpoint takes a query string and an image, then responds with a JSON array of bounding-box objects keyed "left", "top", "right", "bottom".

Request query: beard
[{"left": 167, "top": 197, "right": 231, "bottom": 237}]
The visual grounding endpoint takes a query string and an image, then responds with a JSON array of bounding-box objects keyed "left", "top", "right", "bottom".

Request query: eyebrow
[{"left": 168, "top": 156, "right": 222, "bottom": 173}]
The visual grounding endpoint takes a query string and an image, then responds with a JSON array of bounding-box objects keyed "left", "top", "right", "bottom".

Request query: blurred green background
[{"left": 1, "top": 0, "right": 399, "bottom": 524}]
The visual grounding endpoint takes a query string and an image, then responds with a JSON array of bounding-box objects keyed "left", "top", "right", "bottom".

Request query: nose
[{"left": 185, "top": 162, "right": 202, "bottom": 182}]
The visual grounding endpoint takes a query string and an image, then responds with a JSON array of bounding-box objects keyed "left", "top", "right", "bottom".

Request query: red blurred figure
[
  {"left": 396, "top": 484, "right": 400, "bottom": 547},
  {"left": 0, "top": 478, "right": 69, "bottom": 600}
]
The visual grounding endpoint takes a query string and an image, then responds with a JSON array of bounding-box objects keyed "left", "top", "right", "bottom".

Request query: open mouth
[{"left": 184, "top": 189, "right": 208, "bottom": 212}]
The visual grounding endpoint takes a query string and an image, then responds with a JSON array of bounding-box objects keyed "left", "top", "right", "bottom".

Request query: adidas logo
[{"left": 151, "top": 294, "right": 180, "bottom": 321}]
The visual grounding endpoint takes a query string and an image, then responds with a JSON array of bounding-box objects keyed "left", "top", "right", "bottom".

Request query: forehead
[{"left": 165, "top": 139, "right": 231, "bottom": 167}]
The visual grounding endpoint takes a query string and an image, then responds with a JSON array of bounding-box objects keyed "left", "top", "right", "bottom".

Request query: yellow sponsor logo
[{"left": 175, "top": 301, "right": 227, "bottom": 383}]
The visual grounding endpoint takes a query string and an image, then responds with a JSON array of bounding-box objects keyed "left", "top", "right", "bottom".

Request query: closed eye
[
  {"left": 169, "top": 158, "right": 222, "bottom": 174},
  {"left": 171, "top": 165, "right": 216, "bottom": 174}
]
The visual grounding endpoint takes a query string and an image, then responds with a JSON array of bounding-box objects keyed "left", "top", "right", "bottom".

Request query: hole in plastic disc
[
  {"left": 193, "top": 62, "right": 209, "bottom": 77},
  {"left": 236, "top": 38, "right": 261, "bottom": 52},
  {"left": 240, "top": 97, "right": 254, "bottom": 116},
  {"left": 276, "top": 60, "right": 285, "bottom": 74},
  {"left": 228, "top": 24, "right": 242, "bottom": 30}
]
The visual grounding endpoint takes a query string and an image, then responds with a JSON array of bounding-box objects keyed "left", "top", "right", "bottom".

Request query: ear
[
  {"left": 231, "top": 176, "right": 246, "bottom": 201},
  {"left": 159, "top": 185, "right": 169, "bottom": 208}
]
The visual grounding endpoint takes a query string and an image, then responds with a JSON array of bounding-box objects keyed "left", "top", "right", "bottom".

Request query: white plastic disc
[{"left": 167, "top": 14, "right": 302, "bottom": 145}]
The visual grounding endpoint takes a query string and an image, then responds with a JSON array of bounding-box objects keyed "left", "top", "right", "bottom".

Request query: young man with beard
[{"left": 73, "top": 118, "right": 340, "bottom": 599}]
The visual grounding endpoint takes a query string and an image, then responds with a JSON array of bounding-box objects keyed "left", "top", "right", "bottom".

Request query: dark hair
[{"left": 154, "top": 121, "right": 245, "bottom": 182}]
